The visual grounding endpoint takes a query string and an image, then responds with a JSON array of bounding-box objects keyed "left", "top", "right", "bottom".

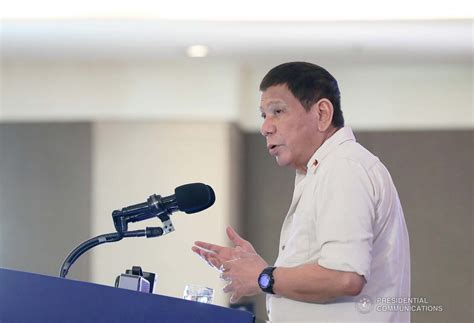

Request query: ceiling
[{"left": 1, "top": 19, "right": 472, "bottom": 62}]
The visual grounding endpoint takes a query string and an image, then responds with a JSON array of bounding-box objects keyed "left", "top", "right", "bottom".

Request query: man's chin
[{"left": 275, "top": 156, "right": 290, "bottom": 167}]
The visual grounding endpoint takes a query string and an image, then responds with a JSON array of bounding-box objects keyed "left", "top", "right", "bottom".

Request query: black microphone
[{"left": 113, "top": 183, "right": 215, "bottom": 226}]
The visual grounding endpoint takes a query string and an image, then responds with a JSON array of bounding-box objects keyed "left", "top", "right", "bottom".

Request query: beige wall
[
  {"left": 0, "top": 60, "right": 241, "bottom": 121},
  {"left": 90, "top": 121, "right": 242, "bottom": 306},
  {"left": 1, "top": 59, "right": 472, "bottom": 130}
]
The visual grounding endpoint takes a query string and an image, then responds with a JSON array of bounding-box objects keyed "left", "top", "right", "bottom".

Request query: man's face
[{"left": 260, "top": 84, "right": 322, "bottom": 172}]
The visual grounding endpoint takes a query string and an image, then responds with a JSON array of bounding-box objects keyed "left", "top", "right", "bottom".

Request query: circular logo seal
[{"left": 355, "top": 295, "right": 374, "bottom": 314}]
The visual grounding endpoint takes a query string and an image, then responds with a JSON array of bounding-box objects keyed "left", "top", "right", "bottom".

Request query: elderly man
[{"left": 192, "top": 62, "right": 410, "bottom": 322}]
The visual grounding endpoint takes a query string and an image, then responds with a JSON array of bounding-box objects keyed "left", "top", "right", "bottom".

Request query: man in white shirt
[{"left": 192, "top": 62, "right": 410, "bottom": 322}]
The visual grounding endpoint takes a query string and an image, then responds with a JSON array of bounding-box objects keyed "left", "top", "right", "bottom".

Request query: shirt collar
[{"left": 304, "top": 126, "right": 356, "bottom": 175}]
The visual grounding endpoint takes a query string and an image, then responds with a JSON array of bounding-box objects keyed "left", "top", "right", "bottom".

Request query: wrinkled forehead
[{"left": 259, "top": 84, "right": 293, "bottom": 109}]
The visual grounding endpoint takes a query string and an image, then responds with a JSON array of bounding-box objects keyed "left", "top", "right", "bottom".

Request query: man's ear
[{"left": 311, "top": 99, "right": 334, "bottom": 131}]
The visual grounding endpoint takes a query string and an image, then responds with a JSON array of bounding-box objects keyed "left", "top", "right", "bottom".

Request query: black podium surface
[{"left": 0, "top": 268, "right": 254, "bottom": 323}]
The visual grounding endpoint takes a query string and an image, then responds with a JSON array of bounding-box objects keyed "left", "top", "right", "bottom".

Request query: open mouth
[{"left": 268, "top": 144, "right": 280, "bottom": 155}]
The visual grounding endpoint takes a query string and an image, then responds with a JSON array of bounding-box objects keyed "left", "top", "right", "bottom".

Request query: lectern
[{"left": 0, "top": 268, "right": 254, "bottom": 322}]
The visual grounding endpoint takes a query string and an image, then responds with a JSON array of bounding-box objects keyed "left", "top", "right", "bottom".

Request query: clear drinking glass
[{"left": 183, "top": 284, "right": 214, "bottom": 304}]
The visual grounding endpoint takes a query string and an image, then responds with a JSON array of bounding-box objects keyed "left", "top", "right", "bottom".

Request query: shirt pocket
[{"left": 278, "top": 208, "right": 313, "bottom": 267}]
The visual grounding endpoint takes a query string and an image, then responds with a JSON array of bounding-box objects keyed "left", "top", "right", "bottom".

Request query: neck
[
  {"left": 296, "top": 126, "right": 341, "bottom": 173},
  {"left": 322, "top": 126, "right": 339, "bottom": 143}
]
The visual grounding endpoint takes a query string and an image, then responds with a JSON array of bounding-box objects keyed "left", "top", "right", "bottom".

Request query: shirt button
[
  {"left": 267, "top": 310, "right": 270, "bottom": 315},
  {"left": 281, "top": 245, "right": 285, "bottom": 251}
]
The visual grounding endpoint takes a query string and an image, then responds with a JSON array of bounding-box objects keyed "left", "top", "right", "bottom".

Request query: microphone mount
[{"left": 112, "top": 194, "right": 177, "bottom": 235}]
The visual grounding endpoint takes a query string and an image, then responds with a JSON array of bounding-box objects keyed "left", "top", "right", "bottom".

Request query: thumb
[{"left": 226, "top": 226, "right": 247, "bottom": 247}]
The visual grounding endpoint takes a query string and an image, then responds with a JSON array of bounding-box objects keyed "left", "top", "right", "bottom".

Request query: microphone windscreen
[{"left": 174, "top": 183, "right": 215, "bottom": 214}]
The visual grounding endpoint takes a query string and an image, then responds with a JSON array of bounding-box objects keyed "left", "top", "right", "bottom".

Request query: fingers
[
  {"left": 220, "top": 271, "right": 231, "bottom": 282},
  {"left": 194, "top": 241, "right": 224, "bottom": 253},
  {"left": 219, "top": 263, "right": 229, "bottom": 272},
  {"left": 230, "top": 294, "right": 241, "bottom": 304},
  {"left": 226, "top": 226, "right": 247, "bottom": 247},
  {"left": 192, "top": 241, "right": 226, "bottom": 267},
  {"left": 226, "top": 226, "right": 257, "bottom": 254},
  {"left": 191, "top": 246, "right": 215, "bottom": 262},
  {"left": 219, "top": 258, "right": 239, "bottom": 272},
  {"left": 223, "top": 281, "right": 233, "bottom": 293},
  {"left": 221, "top": 280, "right": 242, "bottom": 304},
  {"left": 192, "top": 246, "right": 222, "bottom": 269},
  {"left": 218, "top": 261, "right": 248, "bottom": 305},
  {"left": 207, "top": 257, "right": 221, "bottom": 269},
  {"left": 221, "top": 272, "right": 235, "bottom": 294},
  {"left": 222, "top": 280, "right": 241, "bottom": 304}
]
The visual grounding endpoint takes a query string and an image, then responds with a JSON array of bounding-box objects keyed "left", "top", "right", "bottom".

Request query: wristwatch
[{"left": 258, "top": 266, "right": 277, "bottom": 294}]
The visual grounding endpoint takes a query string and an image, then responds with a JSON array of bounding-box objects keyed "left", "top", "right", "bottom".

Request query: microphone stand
[
  {"left": 59, "top": 227, "right": 164, "bottom": 278},
  {"left": 59, "top": 199, "right": 175, "bottom": 278}
]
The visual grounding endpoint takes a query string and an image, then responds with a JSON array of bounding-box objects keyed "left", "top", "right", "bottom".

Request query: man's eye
[{"left": 275, "top": 109, "right": 282, "bottom": 115}]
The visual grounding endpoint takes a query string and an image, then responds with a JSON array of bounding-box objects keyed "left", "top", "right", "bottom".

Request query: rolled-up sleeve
[{"left": 315, "top": 157, "right": 375, "bottom": 281}]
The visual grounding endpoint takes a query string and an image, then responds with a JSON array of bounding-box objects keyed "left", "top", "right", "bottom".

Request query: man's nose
[{"left": 260, "top": 118, "right": 276, "bottom": 137}]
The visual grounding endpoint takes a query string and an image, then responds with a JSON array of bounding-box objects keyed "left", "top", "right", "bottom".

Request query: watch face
[{"left": 259, "top": 274, "right": 271, "bottom": 288}]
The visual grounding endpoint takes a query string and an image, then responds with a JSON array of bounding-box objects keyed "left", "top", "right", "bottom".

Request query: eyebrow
[{"left": 259, "top": 100, "right": 287, "bottom": 112}]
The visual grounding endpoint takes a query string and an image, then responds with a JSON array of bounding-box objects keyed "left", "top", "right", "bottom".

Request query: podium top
[{"left": 0, "top": 268, "right": 254, "bottom": 323}]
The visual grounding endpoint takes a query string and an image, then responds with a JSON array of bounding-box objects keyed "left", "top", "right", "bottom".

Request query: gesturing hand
[
  {"left": 192, "top": 226, "right": 256, "bottom": 270},
  {"left": 192, "top": 226, "right": 268, "bottom": 303},
  {"left": 220, "top": 251, "right": 268, "bottom": 303}
]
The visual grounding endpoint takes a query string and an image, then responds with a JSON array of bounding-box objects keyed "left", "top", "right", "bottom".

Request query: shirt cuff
[{"left": 317, "top": 241, "right": 371, "bottom": 282}]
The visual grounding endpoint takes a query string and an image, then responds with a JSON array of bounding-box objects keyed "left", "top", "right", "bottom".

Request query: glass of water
[{"left": 183, "top": 284, "right": 214, "bottom": 304}]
